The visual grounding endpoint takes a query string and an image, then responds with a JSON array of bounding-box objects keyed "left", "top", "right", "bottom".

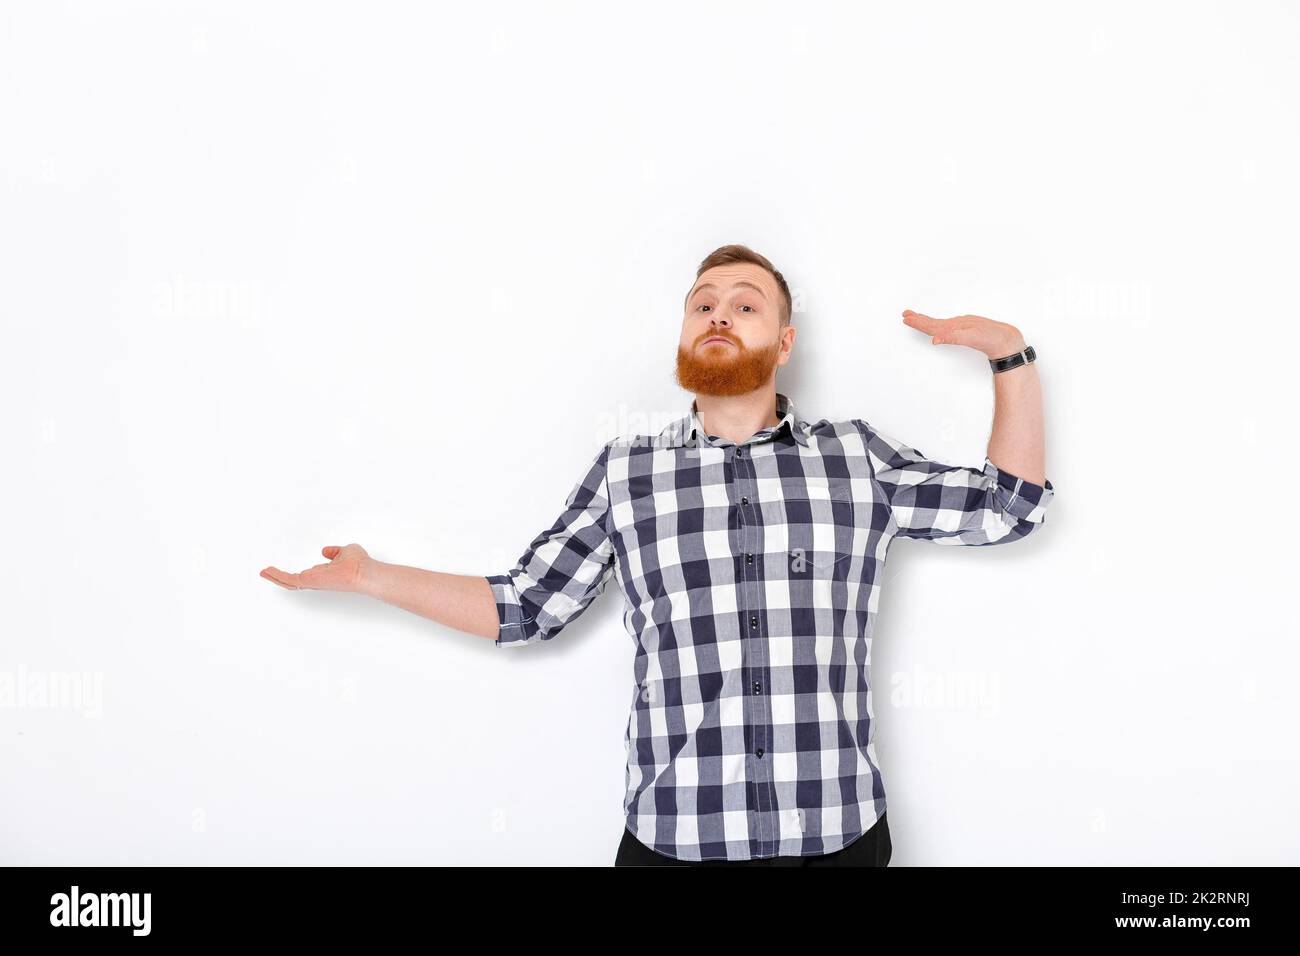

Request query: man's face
[{"left": 675, "top": 263, "right": 794, "bottom": 397}]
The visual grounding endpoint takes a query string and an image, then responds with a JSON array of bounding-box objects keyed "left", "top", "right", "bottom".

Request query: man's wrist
[
  {"left": 357, "top": 557, "right": 384, "bottom": 596},
  {"left": 987, "top": 335, "right": 1027, "bottom": 359}
]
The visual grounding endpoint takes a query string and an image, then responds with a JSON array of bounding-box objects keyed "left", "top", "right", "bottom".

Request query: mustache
[{"left": 698, "top": 332, "right": 739, "bottom": 345}]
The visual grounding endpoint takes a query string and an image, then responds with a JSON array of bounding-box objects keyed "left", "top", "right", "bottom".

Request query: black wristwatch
[{"left": 989, "top": 344, "right": 1036, "bottom": 373}]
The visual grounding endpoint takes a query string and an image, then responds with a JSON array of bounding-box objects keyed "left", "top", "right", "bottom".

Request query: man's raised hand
[{"left": 901, "top": 309, "right": 1026, "bottom": 359}]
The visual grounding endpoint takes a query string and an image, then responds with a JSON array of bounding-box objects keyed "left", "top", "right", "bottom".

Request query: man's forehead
[{"left": 689, "top": 266, "right": 775, "bottom": 299}]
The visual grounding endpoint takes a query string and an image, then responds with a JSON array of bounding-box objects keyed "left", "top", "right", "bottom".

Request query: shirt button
[
  {"left": 741, "top": 496, "right": 749, "bottom": 505},
  {"left": 750, "top": 616, "right": 758, "bottom": 628},
  {"left": 752, "top": 681, "right": 761, "bottom": 694},
  {"left": 736, "top": 448, "right": 744, "bottom": 458},
  {"left": 745, "top": 553, "right": 753, "bottom": 564},
  {"left": 755, "top": 748, "right": 765, "bottom": 758}
]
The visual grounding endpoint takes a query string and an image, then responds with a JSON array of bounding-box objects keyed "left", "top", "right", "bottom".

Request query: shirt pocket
[
  {"left": 781, "top": 476, "right": 857, "bottom": 547},
  {"left": 785, "top": 475, "right": 854, "bottom": 502},
  {"left": 780, "top": 476, "right": 858, "bottom": 610},
  {"left": 783, "top": 542, "right": 857, "bottom": 633},
  {"left": 787, "top": 545, "right": 856, "bottom": 586}
]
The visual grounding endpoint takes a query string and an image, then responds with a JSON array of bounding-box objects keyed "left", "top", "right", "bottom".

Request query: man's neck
[{"left": 693, "top": 388, "right": 781, "bottom": 445}]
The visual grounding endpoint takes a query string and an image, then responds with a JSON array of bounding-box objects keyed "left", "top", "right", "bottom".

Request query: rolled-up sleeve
[
  {"left": 857, "top": 419, "right": 1054, "bottom": 546},
  {"left": 485, "top": 441, "right": 617, "bottom": 646}
]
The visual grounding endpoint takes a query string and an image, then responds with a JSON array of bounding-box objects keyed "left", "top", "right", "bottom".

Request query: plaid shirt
[{"left": 486, "top": 392, "right": 1054, "bottom": 861}]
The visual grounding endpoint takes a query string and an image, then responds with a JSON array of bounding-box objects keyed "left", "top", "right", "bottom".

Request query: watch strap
[{"left": 989, "top": 344, "right": 1036, "bottom": 373}]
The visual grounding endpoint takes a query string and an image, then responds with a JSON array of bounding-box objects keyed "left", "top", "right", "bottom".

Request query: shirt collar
[{"left": 660, "top": 391, "right": 810, "bottom": 448}]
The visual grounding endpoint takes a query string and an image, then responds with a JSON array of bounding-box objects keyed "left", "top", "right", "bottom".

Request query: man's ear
[{"left": 779, "top": 324, "right": 796, "bottom": 362}]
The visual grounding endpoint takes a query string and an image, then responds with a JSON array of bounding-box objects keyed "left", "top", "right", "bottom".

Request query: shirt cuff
[
  {"left": 484, "top": 573, "right": 536, "bottom": 647},
  {"left": 981, "top": 456, "right": 1054, "bottom": 523}
]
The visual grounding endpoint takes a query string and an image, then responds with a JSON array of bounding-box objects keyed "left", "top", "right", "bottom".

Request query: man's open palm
[{"left": 261, "top": 543, "right": 370, "bottom": 592}]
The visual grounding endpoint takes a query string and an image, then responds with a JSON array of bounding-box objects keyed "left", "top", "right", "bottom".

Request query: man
[{"left": 261, "top": 244, "right": 1054, "bottom": 867}]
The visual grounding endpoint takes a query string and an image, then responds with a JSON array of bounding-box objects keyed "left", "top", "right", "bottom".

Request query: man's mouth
[{"left": 702, "top": 336, "right": 735, "bottom": 346}]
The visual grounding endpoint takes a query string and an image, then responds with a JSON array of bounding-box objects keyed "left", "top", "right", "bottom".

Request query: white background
[{"left": 2, "top": 0, "right": 1297, "bottom": 865}]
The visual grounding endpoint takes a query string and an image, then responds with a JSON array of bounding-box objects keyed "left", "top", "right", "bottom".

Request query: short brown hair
[{"left": 687, "top": 244, "right": 793, "bottom": 327}]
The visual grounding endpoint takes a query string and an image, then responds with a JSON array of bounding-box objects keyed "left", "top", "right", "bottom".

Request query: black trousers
[{"left": 614, "top": 811, "right": 892, "bottom": 867}]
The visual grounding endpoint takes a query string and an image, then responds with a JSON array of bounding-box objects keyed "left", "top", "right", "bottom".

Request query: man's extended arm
[
  {"left": 260, "top": 440, "right": 616, "bottom": 645},
  {"left": 260, "top": 543, "right": 500, "bottom": 641}
]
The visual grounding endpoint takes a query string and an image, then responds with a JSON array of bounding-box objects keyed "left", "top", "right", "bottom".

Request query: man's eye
[
  {"left": 739, "top": 304, "right": 754, "bottom": 312},
  {"left": 698, "top": 304, "right": 711, "bottom": 312}
]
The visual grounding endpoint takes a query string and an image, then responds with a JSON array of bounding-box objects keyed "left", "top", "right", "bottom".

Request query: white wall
[{"left": 2, "top": 0, "right": 1296, "bottom": 865}]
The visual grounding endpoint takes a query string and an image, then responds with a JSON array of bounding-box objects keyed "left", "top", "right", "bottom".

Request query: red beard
[{"left": 674, "top": 333, "right": 782, "bottom": 397}]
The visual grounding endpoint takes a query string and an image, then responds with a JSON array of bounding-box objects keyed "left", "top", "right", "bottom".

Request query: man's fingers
[
  {"left": 902, "top": 309, "right": 946, "bottom": 335},
  {"left": 904, "top": 310, "right": 977, "bottom": 346},
  {"left": 322, "top": 545, "right": 341, "bottom": 559},
  {"left": 260, "top": 566, "right": 303, "bottom": 590}
]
